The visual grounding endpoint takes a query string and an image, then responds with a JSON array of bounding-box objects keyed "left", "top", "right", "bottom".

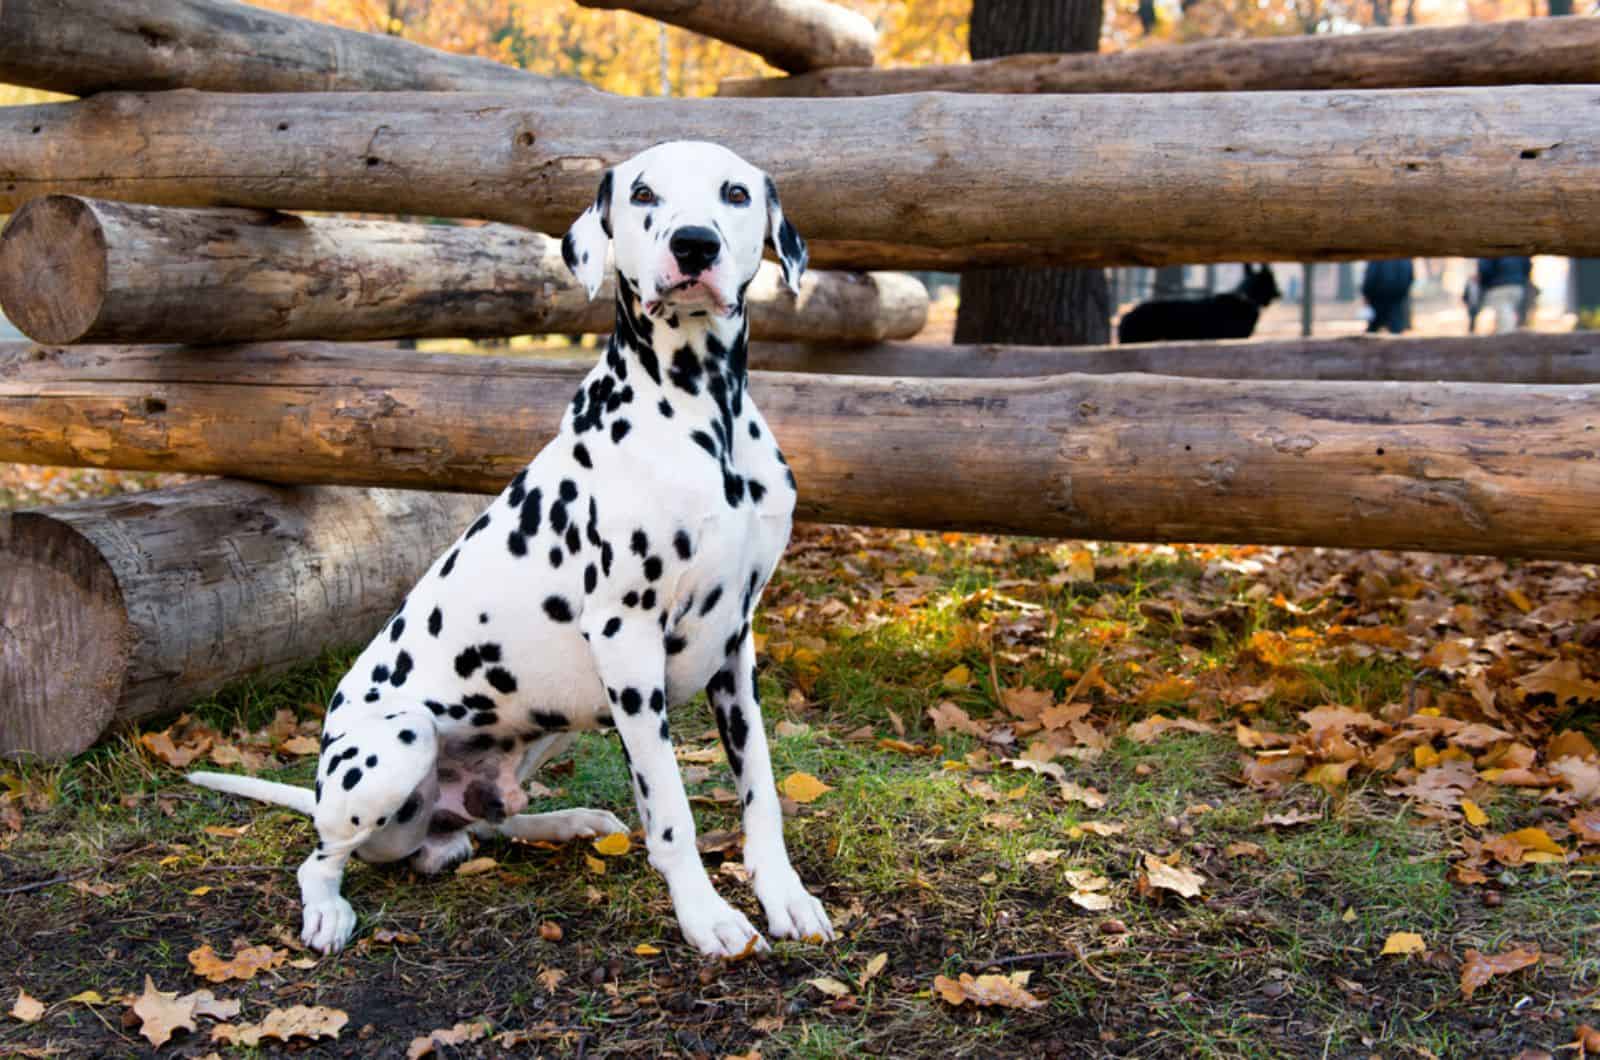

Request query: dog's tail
[{"left": 187, "top": 771, "right": 316, "bottom": 817}]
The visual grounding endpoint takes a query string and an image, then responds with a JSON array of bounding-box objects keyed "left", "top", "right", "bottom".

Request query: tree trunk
[
  {"left": 0, "top": 196, "right": 926, "bottom": 345},
  {"left": 0, "top": 0, "right": 587, "bottom": 98},
  {"left": 746, "top": 330, "right": 1600, "bottom": 383},
  {"left": 3, "top": 340, "right": 1598, "bottom": 564},
  {"left": 718, "top": 17, "right": 1600, "bottom": 97},
  {"left": 573, "top": 0, "right": 877, "bottom": 73},
  {"left": 955, "top": 0, "right": 1109, "bottom": 346},
  {"left": 0, "top": 479, "right": 485, "bottom": 759},
  {"left": 4, "top": 87, "right": 1599, "bottom": 270}
]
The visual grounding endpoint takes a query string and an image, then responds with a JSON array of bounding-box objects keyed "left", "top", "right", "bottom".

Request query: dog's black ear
[
  {"left": 562, "top": 168, "right": 614, "bottom": 300},
  {"left": 764, "top": 174, "right": 807, "bottom": 295}
]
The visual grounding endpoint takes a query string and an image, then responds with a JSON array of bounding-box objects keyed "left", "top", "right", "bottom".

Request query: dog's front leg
[
  {"left": 582, "top": 612, "right": 767, "bottom": 958},
  {"left": 708, "top": 635, "right": 834, "bottom": 943}
]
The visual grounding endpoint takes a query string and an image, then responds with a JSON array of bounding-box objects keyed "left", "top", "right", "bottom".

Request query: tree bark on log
[
  {"left": 2, "top": 87, "right": 1597, "bottom": 269},
  {"left": 0, "top": 479, "right": 485, "bottom": 759},
  {"left": 747, "top": 332, "right": 1600, "bottom": 383},
  {"left": 0, "top": 196, "right": 926, "bottom": 345},
  {"left": 718, "top": 17, "right": 1600, "bottom": 97},
  {"left": 574, "top": 0, "right": 876, "bottom": 74},
  {"left": 0, "top": 0, "right": 587, "bottom": 98},
  {"left": 2, "top": 340, "right": 1597, "bottom": 563}
]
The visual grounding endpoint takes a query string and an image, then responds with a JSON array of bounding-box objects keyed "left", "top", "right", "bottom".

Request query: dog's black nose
[{"left": 670, "top": 226, "right": 721, "bottom": 275}]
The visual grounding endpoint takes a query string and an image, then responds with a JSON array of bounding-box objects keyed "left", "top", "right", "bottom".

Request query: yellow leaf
[
  {"left": 10, "top": 989, "right": 45, "bottom": 1023},
  {"left": 807, "top": 976, "right": 851, "bottom": 998},
  {"left": 633, "top": 943, "right": 661, "bottom": 956},
  {"left": 210, "top": 1003, "right": 348, "bottom": 1046},
  {"left": 584, "top": 854, "right": 607, "bottom": 875},
  {"left": 1505, "top": 588, "right": 1534, "bottom": 613},
  {"left": 1504, "top": 827, "right": 1565, "bottom": 856},
  {"left": 593, "top": 833, "right": 632, "bottom": 857},
  {"left": 1064, "top": 549, "right": 1095, "bottom": 584},
  {"left": 1413, "top": 744, "right": 1441, "bottom": 769},
  {"left": 453, "top": 857, "right": 498, "bottom": 877},
  {"left": 779, "top": 772, "right": 832, "bottom": 804},
  {"left": 861, "top": 952, "right": 888, "bottom": 986},
  {"left": 66, "top": 990, "right": 106, "bottom": 1005},
  {"left": 941, "top": 664, "right": 972, "bottom": 689},
  {"left": 1460, "top": 799, "right": 1489, "bottom": 827},
  {"left": 1301, "top": 761, "right": 1354, "bottom": 791},
  {"left": 158, "top": 855, "right": 181, "bottom": 867},
  {"left": 187, "top": 886, "right": 212, "bottom": 897},
  {"left": 1381, "top": 932, "right": 1426, "bottom": 956}
]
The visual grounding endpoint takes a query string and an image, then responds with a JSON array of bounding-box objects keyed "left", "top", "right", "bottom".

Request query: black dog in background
[{"left": 1117, "top": 264, "right": 1280, "bottom": 344}]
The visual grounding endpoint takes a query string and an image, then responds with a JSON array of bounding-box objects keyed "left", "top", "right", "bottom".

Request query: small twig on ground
[{"left": 0, "top": 869, "right": 93, "bottom": 896}]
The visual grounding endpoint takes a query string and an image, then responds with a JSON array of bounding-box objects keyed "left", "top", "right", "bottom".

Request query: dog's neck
[{"left": 611, "top": 275, "right": 751, "bottom": 391}]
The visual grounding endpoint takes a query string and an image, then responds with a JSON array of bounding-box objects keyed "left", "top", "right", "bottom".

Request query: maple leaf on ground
[
  {"left": 1551, "top": 756, "right": 1600, "bottom": 803},
  {"left": 1260, "top": 808, "right": 1323, "bottom": 828},
  {"left": 140, "top": 729, "right": 211, "bottom": 769},
  {"left": 927, "top": 700, "right": 989, "bottom": 739},
  {"left": 1459, "top": 945, "right": 1540, "bottom": 998},
  {"left": 1001, "top": 758, "right": 1106, "bottom": 808},
  {"left": 187, "top": 942, "right": 286, "bottom": 983},
  {"left": 1571, "top": 810, "right": 1600, "bottom": 844},
  {"left": 10, "top": 989, "right": 45, "bottom": 1023},
  {"left": 1126, "top": 714, "right": 1216, "bottom": 744},
  {"left": 592, "top": 833, "right": 631, "bottom": 856},
  {"left": 932, "top": 972, "right": 1045, "bottom": 1011},
  {"left": 407, "top": 1019, "right": 492, "bottom": 1059},
  {"left": 1141, "top": 853, "right": 1204, "bottom": 898},
  {"left": 1380, "top": 932, "right": 1426, "bottom": 956},
  {"left": 1516, "top": 658, "right": 1600, "bottom": 705},
  {"left": 1235, "top": 723, "right": 1293, "bottom": 750},
  {"left": 779, "top": 772, "right": 831, "bottom": 804},
  {"left": 877, "top": 738, "right": 941, "bottom": 757},
  {"left": 1388, "top": 759, "right": 1477, "bottom": 810},
  {"left": 1000, "top": 686, "right": 1055, "bottom": 722},
  {"left": 129, "top": 977, "right": 197, "bottom": 1048},
  {"left": 210, "top": 1004, "right": 348, "bottom": 1046}
]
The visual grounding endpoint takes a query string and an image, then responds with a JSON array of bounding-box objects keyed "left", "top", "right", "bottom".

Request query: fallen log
[
  {"left": 0, "top": 0, "right": 586, "bottom": 97},
  {"left": 747, "top": 333, "right": 1600, "bottom": 383},
  {"left": 575, "top": 0, "right": 876, "bottom": 74},
  {"left": 2, "top": 87, "right": 1596, "bottom": 269},
  {"left": 0, "top": 196, "right": 925, "bottom": 345},
  {"left": 719, "top": 17, "right": 1600, "bottom": 97},
  {"left": 2, "top": 340, "right": 1597, "bottom": 563},
  {"left": 0, "top": 479, "right": 486, "bottom": 759}
]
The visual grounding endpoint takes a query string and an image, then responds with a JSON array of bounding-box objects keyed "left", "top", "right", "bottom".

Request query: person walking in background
[
  {"left": 1476, "top": 255, "right": 1533, "bottom": 334},
  {"left": 1361, "top": 258, "right": 1414, "bottom": 335}
]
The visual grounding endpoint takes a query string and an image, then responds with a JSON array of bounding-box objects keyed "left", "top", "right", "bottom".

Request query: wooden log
[
  {"left": 747, "top": 332, "right": 1600, "bottom": 384},
  {"left": 2, "top": 87, "right": 1595, "bottom": 270},
  {"left": 2, "top": 340, "right": 1597, "bottom": 563},
  {"left": 0, "top": 0, "right": 587, "bottom": 98},
  {"left": 0, "top": 196, "right": 925, "bottom": 345},
  {"left": 719, "top": 17, "right": 1600, "bottom": 97},
  {"left": 0, "top": 479, "right": 486, "bottom": 759},
  {"left": 574, "top": 0, "right": 875, "bottom": 74}
]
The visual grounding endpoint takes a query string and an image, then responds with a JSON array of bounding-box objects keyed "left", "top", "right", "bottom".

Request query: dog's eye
[
  {"left": 630, "top": 185, "right": 656, "bottom": 206},
  {"left": 723, "top": 183, "right": 750, "bottom": 207}
]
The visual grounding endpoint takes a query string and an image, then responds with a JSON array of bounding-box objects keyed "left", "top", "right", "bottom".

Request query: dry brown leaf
[
  {"left": 140, "top": 729, "right": 211, "bottom": 769},
  {"left": 779, "top": 772, "right": 832, "bottom": 804},
  {"left": 10, "top": 989, "right": 44, "bottom": 1023},
  {"left": 1389, "top": 760, "right": 1477, "bottom": 810},
  {"left": 278, "top": 735, "right": 319, "bottom": 756},
  {"left": 1077, "top": 821, "right": 1126, "bottom": 837},
  {"left": 1137, "top": 676, "right": 1195, "bottom": 705},
  {"left": 927, "top": 701, "right": 989, "bottom": 738},
  {"left": 454, "top": 857, "right": 499, "bottom": 877},
  {"left": 932, "top": 972, "right": 1045, "bottom": 1011},
  {"left": 807, "top": 977, "right": 851, "bottom": 998},
  {"left": 407, "top": 1019, "right": 492, "bottom": 1059},
  {"left": 1260, "top": 808, "right": 1322, "bottom": 828},
  {"left": 1142, "top": 853, "right": 1205, "bottom": 898},
  {"left": 1552, "top": 756, "right": 1600, "bottom": 802},
  {"left": 1459, "top": 945, "right": 1540, "bottom": 998},
  {"left": 187, "top": 943, "right": 286, "bottom": 983},
  {"left": 1235, "top": 723, "right": 1292, "bottom": 750},
  {"left": 130, "top": 977, "right": 197, "bottom": 1048},
  {"left": 1068, "top": 889, "right": 1114, "bottom": 911},
  {"left": 981, "top": 812, "right": 1025, "bottom": 831},
  {"left": 860, "top": 952, "right": 889, "bottom": 987},
  {"left": 1571, "top": 810, "right": 1600, "bottom": 845},
  {"left": 1516, "top": 658, "right": 1600, "bottom": 704},
  {"left": 1001, "top": 758, "right": 1106, "bottom": 808},
  {"left": 210, "top": 1004, "right": 348, "bottom": 1046},
  {"left": 1225, "top": 841, "right": 1266, "bottom": 860},
  {"left": 1000, "top": 686, "right": 1055, "bottom": 722},
  {"left": 536, "top": 966, "right": 565, "bottom": 993},
  {"left": 877, "top": 738, "right": 941, "bottom": 757}
]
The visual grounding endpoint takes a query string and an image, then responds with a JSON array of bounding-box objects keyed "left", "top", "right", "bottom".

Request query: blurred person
[
  {"left": 1361, "top": 258, "right": 1414, "bottom": 335},
  {"left": 1476, "top": 256, "right": 1532, "bottom": 334}
]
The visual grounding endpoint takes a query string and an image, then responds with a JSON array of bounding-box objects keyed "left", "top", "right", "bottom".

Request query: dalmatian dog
[{"left": 188, "top": 141, "right": 833, "bottom": 959}]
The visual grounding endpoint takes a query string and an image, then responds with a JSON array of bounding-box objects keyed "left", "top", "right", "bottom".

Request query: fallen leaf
[
  {"left": 10, "top": 989, "right": 44, "bottom": 1023},
  {"left": 211, "top": 1004, "right": 348, "bottom": 1046},
  {"left": 1142, "top": 853, "right": 1205, "bottom": 898},
  {"left": 1571, "top": 810, "right": 1600, "bottom": 844},
  {"left": 65, "top": 990, "right": 107, "bottom": 1005},
  {"left": 1077, "top": 821, "right": 1126, "bottom": 837},
  {"left": 140, "top": 729, "right": 211, "bottom": 769},
  {"left": 1225, "top": 841, "right": 1266, "bottom": 860},
  {"left": 130, "top": 977, "right": 196, "bottom": 1048},
  {"left": 1552, "top": 756, "right": 1600, "bottom": 802},
  {"left": 807, "top": 977, "right": 851, "bottom": 998},
  {"left": 1126, "top": 714, "right": 1215, "bottom": 744},
  {"left": 981, "top": 812, "right": 1025, "bottom": 831},
  {"left": 1001, "top": 758, "right": 1106, "bottom": 808},
  {"left": 1260, "top": 808, "right": 1322, "bottom": 828},
  {"left": 453, "top": 856, "right": 498, "bottom": 877},
  {"left": 537, "top": 966, "right": 565, "bottom": 992},
  {"left": 779, "top": 772, "right": 832, "bottom": 804},
  {"left": 1068, "top": 889, "right": 1114, "bottom": 911},
  {"left": 1460, "top": 799, "right": 1489, "bottom": 827},
  {"left": 877, "top": 738, "right": 941, "bottom": 757},
  {"left": 1516, "top": 658, "right": 1600, "bottom": 705},
  {"left": 583, "top": 854, "right": 606, "bottom": 874},
  {"left": 633, "top": 942, "right": 660, "bottom": 956},
  {"left": 860, "top": 952, "right": 889, "bottom": 986},
  {"left": 1460, "top": 945, "right": 1540, "bottom": 998},
  {"left": 1000, "top": 686, "right": 1055, "bottom": 721},
  {"left": 592, "top": 833, "right": 631, "bottom": 856},
  {"left": 932, "top": 972, "right": 1045, "bottom": 1011},
  {"left": 942, "top": 664, "right": 972, "bottom": 689},
  {"left": 369, "top": 928, "right": 421, "bottom": 946},
  {"left": 278, "top": 735, "right": 319, "bottom": 756},
  {"left": 406, "top": 1019, "right": 492, "bottom": 1059},
  {"left": 927, "top": 700, "right": 989, "bottom": 738},
  {"left": 1381, "top": 932, "right": 1426, "bottom": 956},
  {"left": 187, "top": 943, "right": 286, "bottom": 983},
  {"left": 773, "top": 720, "right": 810, "bottom": 739}
]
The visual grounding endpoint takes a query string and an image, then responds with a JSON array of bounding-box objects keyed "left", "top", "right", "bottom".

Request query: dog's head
[{"left": 561, "top": 141, "right": 807, "bottom": 318}]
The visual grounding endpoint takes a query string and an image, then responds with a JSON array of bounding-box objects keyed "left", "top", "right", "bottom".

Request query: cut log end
[
  {"left": 0, "top": 195, "right": 107, "bottom": 345},
  {"left": 0, "top": 509, "right": 131, "bottom": 759}
]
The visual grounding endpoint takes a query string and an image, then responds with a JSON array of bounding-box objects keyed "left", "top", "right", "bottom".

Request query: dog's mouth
[{"left": 646, "top": 278, "right": 729, "bottom": 317}]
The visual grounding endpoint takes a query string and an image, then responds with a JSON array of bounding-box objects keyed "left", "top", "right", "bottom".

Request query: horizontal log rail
[
  {"left": 2, "top": 87, "right": 1596, "bottom": 269},
  {"left": 746, "top": 332, "right": 1600, "bottom": 384},
  {"left": 0, "top": 0, "right": 587, "bottom": 97},
  {"left": 719, "top": 17, "right": 1600, "bottom": 97},
  {"left": 575, "top": 0, "right": 876, "bottom": 74},
  {"left": 0, "top": 196, "right": 926, "bottom": 344},
  {"left": 2, "top": 340, "right": 1597, "bottom": 562}
]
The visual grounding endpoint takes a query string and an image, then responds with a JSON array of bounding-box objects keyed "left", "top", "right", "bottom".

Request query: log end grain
[
  {"left": 0, "top": 195, "right": 108, "bottom": 345},
  {"left": 0, "top": 507, "right": 132, "bottom": 759}
]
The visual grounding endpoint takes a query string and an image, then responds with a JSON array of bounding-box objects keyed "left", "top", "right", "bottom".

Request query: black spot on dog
[
  {"left": 448, "top": 703, "right": 467, "bottom": 720},
  {"left": 342, "top": 767, "right": 363, "bottom": 790},
  {"left": 601, "top": 541, "right": 614, "bottom": 576},
  {"left": 428, "top": 608, "right": 443, "bottom": 637},
  {"left": 573, "top": 443, "right": 592, "bottom": 468},
  {"left": 649, "top": 688, "right": 665, "bottom": 713},
  {"left": 673, "top": 530, "right": 692, "bottom": 560},
  {"left": 425, "top": 700, "right": 445, "bottom": 716},
  {"left": 549, "top": 500, "right": 568, "bottom": 535},
  {"left": 508, "top": 469, "right": 528, "bottom": 507},
  {"left": 662, "top": 826, "right": 673, "bottom": 843},
  {"left": 391, "top": 651, "right": 413, "bottom": 686},
  {"left": 748, "top": 421, "right": 761, "bottom": 439},
  {"left": 487, "top": 667, "right": 518, "bottom": 694},
  {"left": 610, "top": 419, "right": 631, "bottom": 443},
  {"left": 466, "top": 514, "right": 490, "bottom": 540},
  {"left": 635, "top": 343, "right": 661, "bottom": 384},
  {"left": 644, "top": 556, "right": 663, "bottom": 581},
  {"left": 641, "top": 589, "right": 656, "bottom": 610},
  {"left": 584, "top": 564, "right": 598, "bottom": 594},
  {"left": 507, "top": 531, "right": 527, "bottom": 557},
  {"left": 520, "top": 487, "right": 543, "bottom": 537},
  {"left": 707, "top": 669, "right": 736, "bottom": 698},
  {"left": 549, "top": 546, "right": 564, "bottom": 568},
  {"left": 669, "top": 347, "right": 702, "bottom": 395},
  {"left": 480, "top": 643, "right": 501, "bottom": 663},
  {"left": 665, "top": 634, "right": 687, "bottom": 655},
  {"left": 366, "top": 754, "right": 378, "bottom": 767},
  {"left": 563, "top": 526, "right": 579, "bottom": 555},
  {"left": 389, "top": 616, "right": 406, "bottom": 642},
  {"left": 658, "top": 398, "right": 674, "bottom": 418},
  {"left": 471, "top": 711, "right": 499, "bottom": 727},
  {"left": 630, "top": 530, "right": 649, "bottom": 557},
  {"left": 330, "top": 691, "right": 345, "bottom": 710},
  {"left": 399, "top": 729, "right": 416, "bottom": 744},
  {"left": 397, "top": 793, "right": 421, "bottom": 824},
  {"left": 743, "top": 571, "right": 760, "bottom": 614},
  {"left": 440, "top": 549, "right": 459, "bottom": 578},
  {"left": 532, "top": 711, "right": 569, "bottom": 730},
  {"left": 700, "top": 586, "right": 723, "bottom": 616},
  {"left": 620, "top": 687, "right": 642, "bottom": 715},
  {"left": 723, "top": 472, "right": 745, "bottom": 507},
  {"left": 748, "top": 480, "right": 766, "bottom": 503},
  {"left": 690, "top": 430, "right": 717, "bottom": 458},
  {"left": 559, "top": 479, "right": 578, "bottom": 503},
  {"left": 455, "top": 647, "right": 482, "bottom": 678},
  {"left": 479, "top": 612, "right": 489, "bottom": 624},
  {"left": 364, "top": 689, "right": 380, "bottom": 703},
  {"left": 594, "top": 169, "right": 614, "bottom": 237},
  {"left": 602, "top": 616, "right": 622, "bottom": 638},
  {"left": 659, "top": 717, "right": 670, "bottom": 740},
  {"left": 462, "top": 693, "right": 495, "bottom": 714},
  {"left": 623, "top": 591, "right": 639, "bottom": 608},
  {"left": 543, "top": 596, "right": 574, "bottom": 622}
]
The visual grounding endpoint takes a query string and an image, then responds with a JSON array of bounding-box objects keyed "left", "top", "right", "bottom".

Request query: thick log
[
  {"left": 2, "top": 340, "right": 1597, "bottom": 563},
  {"left": 575, "top": 0, "right": 876, "bottom": 74},
  {"left": 748, "top": 333, "right": 1600, "bottom": 384},
  {"left": 2, "top": 87, "right": 1594, "bottom": 270},
  {"left": 719, "top": 17, "right": 1600, "bottom": 97},
  {"left": 0, "top": 0, "right": 586, "bottom": 98},
  {"left": 0, "top": 479, "right": 485, "bottom": 759},
  {"left": 0, "top": 196, "right": 925, "bottom": 345}
]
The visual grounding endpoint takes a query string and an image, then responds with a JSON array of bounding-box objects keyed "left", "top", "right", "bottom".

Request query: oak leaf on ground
[
  {"left": 187, "top": 943, "right": 286, "bottom": 983},
  {"left": 1142, "top": 853, "right": 1204, "bottom": 898},
  {"left": 932, "top": 972, "right": 1045, "bottom": 1011},
  {"left": 210, "top": 1004, "right": 348, "bottom": 1046}
]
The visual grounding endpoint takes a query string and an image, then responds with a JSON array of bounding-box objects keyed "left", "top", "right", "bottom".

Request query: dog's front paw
[
  {"left": 754, "top": 869, "right": 835, "bottom": 943},
  {"left": 301, "top": 896, "right": 357, "bottom": 954},
  {"left": 546, "top": 809, "right": 629, "bottom": 842},
  {"left": 676, "top": 894, "right": 769, "bottom": 958}
]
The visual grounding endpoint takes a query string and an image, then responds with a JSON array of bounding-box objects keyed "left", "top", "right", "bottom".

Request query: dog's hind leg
[
  {"left": 707, "top": 633, "right": 834, "bottom": 943},
  {"left": 479, "top": 733, "right": 626, "bottom": 843}
]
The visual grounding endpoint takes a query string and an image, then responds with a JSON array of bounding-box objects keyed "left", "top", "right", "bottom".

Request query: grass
[{"left": 3, "top": 527, "right": 1598, "bottom": 1057}]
